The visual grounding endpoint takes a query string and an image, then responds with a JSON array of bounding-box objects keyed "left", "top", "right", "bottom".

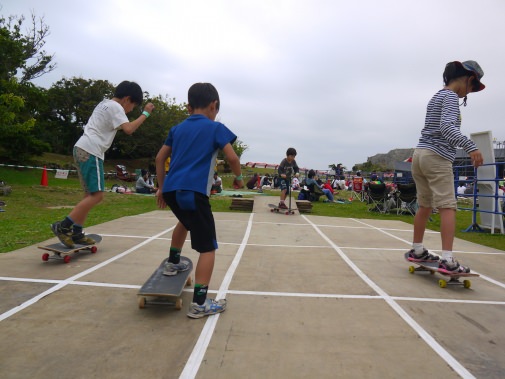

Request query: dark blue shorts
[{"left": 163, "top": 191, "right": 218, "bottom": 253}]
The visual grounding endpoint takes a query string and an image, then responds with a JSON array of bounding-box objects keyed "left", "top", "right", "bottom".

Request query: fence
[{"left": 453, "top": 162, "right": 505, "bottom": 234}]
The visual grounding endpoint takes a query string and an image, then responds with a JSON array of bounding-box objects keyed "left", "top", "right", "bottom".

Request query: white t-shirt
[{"left": 74, "top": 99, "right": 129, "bottom": 160}]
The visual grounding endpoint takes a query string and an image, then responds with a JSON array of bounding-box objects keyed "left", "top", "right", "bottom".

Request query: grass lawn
[{"left": 1, "top": 163, "right": 503, "bottom": 253}]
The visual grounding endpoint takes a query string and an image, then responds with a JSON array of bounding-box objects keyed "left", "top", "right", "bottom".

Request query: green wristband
[
  {"left": 142, "top": 111, "right": 150, "bottom": 118},
  {"left": 235, "top": 174, "right": 243, "bottom": 181}
]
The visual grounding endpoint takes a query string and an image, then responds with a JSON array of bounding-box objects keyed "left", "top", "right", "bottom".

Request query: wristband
[
  {"left": 235, "top": 174, "right": 243, "bottom": 181},
  {"left": 142, "top": 111, "right": 150, "bottom": 118}
]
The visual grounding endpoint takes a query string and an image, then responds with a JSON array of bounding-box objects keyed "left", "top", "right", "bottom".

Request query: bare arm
[
  {"left": 121, "top": 102, "right": 155, "bottom": 135},
  {"left": 222, "top": 143, "right": 244, "bottom": 188},
  {"left": 155, "top": 144, "right": 172, "bottom": 208}
]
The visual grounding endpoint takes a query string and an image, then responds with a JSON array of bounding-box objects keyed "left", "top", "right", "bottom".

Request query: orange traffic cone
[{"left": 40, "top": 166, "right": 48, "bottom": 186}]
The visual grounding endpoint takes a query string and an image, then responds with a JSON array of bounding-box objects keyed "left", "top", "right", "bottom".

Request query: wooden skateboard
[
  {"left": 268, "top": 203, "right": 295, "bottom": 215},
  {"left": 39, "top": 234, "right": 102, "bottom": 264},
  {"left": 404, "top": 252, "right": 479, "bottom": 288},
  {"left": 138, "top": 257, "right": 193, "bottom": 310}
]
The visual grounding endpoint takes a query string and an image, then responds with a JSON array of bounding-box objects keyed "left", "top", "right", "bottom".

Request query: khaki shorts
[{"left": 412, "top": 148, "right": 457, "bottom": 209}]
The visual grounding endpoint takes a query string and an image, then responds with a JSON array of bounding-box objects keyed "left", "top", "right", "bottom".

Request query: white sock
[
  {"left": 412, "top": 243, "right": 424, "bottom": 255},
  {"left": 442, "top": 250, "right": 454, "bottom": 263}
]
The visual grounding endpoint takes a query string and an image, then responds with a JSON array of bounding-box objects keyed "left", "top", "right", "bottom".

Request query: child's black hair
[
  {"left": 114, "top": 81, "right": 143, "bottom": 105},
  {"left": 308, "top": 169, "right": 315, "bottom": 179},
  {"left": 443, "top": 62, "right": 479, "bottom": 92},
  {"left": 286, "top": 147, "right": 297, "bottom": 156},
  {"left": 188, "top": 83, "right": 220, "bottom": 111}
]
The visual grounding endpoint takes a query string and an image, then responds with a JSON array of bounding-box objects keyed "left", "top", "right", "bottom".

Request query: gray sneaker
[
  {"left": 187, "top": 298, "right": 227, "bottom": 319},
  {"left": 51, "top": 222, "right": 74, "bottom": 248},
  {"left": 162, "top": 259, "right": 190, "bottom": 276}
]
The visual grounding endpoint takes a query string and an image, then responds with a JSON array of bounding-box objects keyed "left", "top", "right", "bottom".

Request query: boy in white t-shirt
[{"left": 51, "top": 81, "right": 155, "bottom": 248}]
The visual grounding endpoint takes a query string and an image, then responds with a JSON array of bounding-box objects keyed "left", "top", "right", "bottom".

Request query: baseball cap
[{"left": 457, "top": 60, "right": 485, "bottom": 92}]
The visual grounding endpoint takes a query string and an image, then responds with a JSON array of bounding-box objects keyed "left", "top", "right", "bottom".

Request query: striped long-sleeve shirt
[{"left": 417, "top": 89, "right": 478, "bottom": 162}]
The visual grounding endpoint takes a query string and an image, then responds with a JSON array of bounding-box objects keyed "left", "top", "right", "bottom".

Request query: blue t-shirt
[{"left": 162, "top": 114, "right": 237, "bottom": 195}]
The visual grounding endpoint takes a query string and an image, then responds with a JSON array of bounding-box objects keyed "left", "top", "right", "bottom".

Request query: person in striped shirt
[{"left": 407, "top": 61, "right": 485, "bottom": 273}]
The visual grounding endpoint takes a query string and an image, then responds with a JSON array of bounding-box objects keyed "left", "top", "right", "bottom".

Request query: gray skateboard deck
[
  {"left": 138, "top": 257, "right": 193, "bottom": 310},
  {"left": 39, "top": 234, "right": 102, "bottom": 263},
  {"left": 404, "top": 252, "right": 478, "bottom": 288}
]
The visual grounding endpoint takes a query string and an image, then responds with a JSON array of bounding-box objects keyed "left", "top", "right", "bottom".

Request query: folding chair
[
  {"left": 367, "top": 182, "right": 388, "bottom": 213},
  {"left": 351, "top": 177, "right": 366, "bottom": 201},
  {"left": 115, "top": 165, "right": 137, "bottom": 182},
  {"left": 396, "top": 183, "right": 418, "bottom": 216},
  {"left": 307, "top": 183, "right": 324, "bottom": 202}
]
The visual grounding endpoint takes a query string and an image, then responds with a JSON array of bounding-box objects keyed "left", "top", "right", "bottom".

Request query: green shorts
[
  {"left": 412, "top": 148, "right": 457, "bottom": 209},
  {"left": 73, "top": 147, "right": 105, "bottom": 193}
]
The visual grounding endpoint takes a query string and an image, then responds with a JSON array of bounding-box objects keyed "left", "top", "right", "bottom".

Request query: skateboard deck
[
  {"left": 404, "top": 252, "right": 479, "bottom": 288},
  {"left": 138, "top": 256, "right": 193, "bottom": 310},
  {"left": 39, "top": 234, "right": 102, "bottom": 263},
  {"left": 268, "top": 203, "right": 295, "bottom": 215}
]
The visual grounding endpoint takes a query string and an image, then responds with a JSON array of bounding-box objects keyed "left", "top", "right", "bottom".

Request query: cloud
[{"left": 2, "top": 0, "right": 505, "bottom": 170}]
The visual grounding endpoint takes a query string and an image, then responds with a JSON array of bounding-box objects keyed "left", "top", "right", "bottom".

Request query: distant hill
[{"left": 366, "top": 148, "right": 414, "bottom": 169}]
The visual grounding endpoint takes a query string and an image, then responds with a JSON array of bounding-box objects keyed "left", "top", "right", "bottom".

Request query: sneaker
[
  {"left": 72, "top": 233, "right": 96, "bottom": 246},
  {"left": 439, "top": 259, "right": 471, "bottom": 274},
  {"left": 162, "top": 259, "right": 190, "bottom": 276},
  {"left": 407, "top": 249, "right": 440, "bottom": 263},
  {"left": 187, "top": 298, "right": 227, "bottom": 319},
  {"left": 278, "top": 202, "right": 288, "bottom": 209},
  {"left": 51, "top": 222, "right": 74, "bottom": 248}
]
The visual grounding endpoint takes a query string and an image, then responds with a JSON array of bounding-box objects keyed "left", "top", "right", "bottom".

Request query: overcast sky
[{"left": 2, "top": 0, "right": 505, "bottom": 171}]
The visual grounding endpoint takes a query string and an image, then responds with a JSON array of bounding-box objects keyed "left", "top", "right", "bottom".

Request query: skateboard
[
  {"left": 268, "top": 203, "right": 295, "bottom": 215},
  {"left": 404, "top": 252, "right": 479, "bottom": 288},
  {"left": 138, "top": 257, "right": 193, "bottom": 310},
  {"left": 39, "top": 234, "right": 102, "bottom": 264}
]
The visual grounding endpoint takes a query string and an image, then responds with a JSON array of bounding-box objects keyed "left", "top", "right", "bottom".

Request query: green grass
[{"left": 1, "top": 163, "right": 503, "bottom": 253}]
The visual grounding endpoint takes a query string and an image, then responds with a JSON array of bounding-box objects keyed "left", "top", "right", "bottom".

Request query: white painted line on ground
[
  {"left": 3, "top": 275, "right": 505, "bottom": 307},
  {"left": 0, "top": 226, "right": 175, "bottom": 322},
  {"left": 179, "top": 213, "right": 254, "bottom": 379},
  {"left": 302, "top": 215, "right": 476, "bottom": 379},
  {"left": 352, "top": 218, "right": 505, "bottom": 289}
]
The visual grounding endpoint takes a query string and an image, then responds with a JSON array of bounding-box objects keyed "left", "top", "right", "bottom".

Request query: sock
[
  {"left": 442, "top": 250, "right": 454, "bottom": 263},
  {"left": 412, "top": 243, "right": 424, "bottom": 255},
  {"left": 193, "top": 284, "right": 208, "bottom": 305},
  {"left": 169, "top": 247, "right": 181, "bottom": 264},
  {"left": 61, "top": 216, "right": 74, "bottom": 230},
  {"left": 72, "top": 224, "right": 83, "bottom": 236}
]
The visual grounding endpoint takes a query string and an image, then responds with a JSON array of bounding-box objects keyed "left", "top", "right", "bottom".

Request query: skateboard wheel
[
  {"left": 42, "top": 253, "right": 50, "bottom": 262},
  {"left": 175, "top": 298, "right": 183, "bottom": 310},
  {"left": 270, "top": 209, "right": 274, "bottom": 212},
  {"left": 438, "top": 279, "right": 447, "bottom": 288},
  {"left": 408, "top": 266, "right": 415, "bottom": 274},
  {"left": 63, "top": 255, "right": 71, "bottom": 264},
  {"left": 185, "top": 276, "right": 192, "bottom": 287},
  {"left": 463, "top": 280, "right": 471, "bottom": 289},
  {"left": 138, "top": 297, "right": 146, "bottom": 309},
  {"left": 90, "top": 246, "right": 98, "bottom": 254}
]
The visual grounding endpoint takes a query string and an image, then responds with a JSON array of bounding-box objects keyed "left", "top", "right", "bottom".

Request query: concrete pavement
[{"left": 1, "top": 195, "right": 505, "bottom": 378}]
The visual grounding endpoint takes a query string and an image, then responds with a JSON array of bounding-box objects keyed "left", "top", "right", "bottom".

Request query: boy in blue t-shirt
[{"left": 155, "top": 82, "right": 244, "bottom": 319}]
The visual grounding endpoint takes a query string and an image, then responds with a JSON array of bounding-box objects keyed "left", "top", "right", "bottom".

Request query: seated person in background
[
  {"left": 291, "top": 173, "right": 301, "bottom": 190},
  {"left": 136, "top": 169, "right": 157, "bottom": 193},
  {"left": 246, "top": 173, "right": 258, "bottom": 189},
  {"left": 323, "top": 179, "right": 334, "bottom": 194},
  {"left": 258, "top": 174, "right": 271, "bottom": 192},
  {"left": 306, "top": 169, "right": 335, "bottom": 202},
  {"left": 457, "top": 182, "right": 467, "bottom": 195},
  {"left": 211, "top": 172, "right": 222, "bottom": 194}
]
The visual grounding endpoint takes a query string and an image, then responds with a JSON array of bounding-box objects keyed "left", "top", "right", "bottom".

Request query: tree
[
  {"left": 35, "top": 77, "right": 115, "bottom": 154},
  {"left": 0, "top": 12, "right": 55, "bottom": 162},
  {"left": 110, "top": 94, "right": 188, "bottom": 160}
]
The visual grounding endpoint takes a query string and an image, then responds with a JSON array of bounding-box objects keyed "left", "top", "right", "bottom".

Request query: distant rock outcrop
[{"left": 366, "top": 148, "right": 415, "bottom": 169}]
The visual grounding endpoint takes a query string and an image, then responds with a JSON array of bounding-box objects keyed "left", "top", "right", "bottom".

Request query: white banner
[{"left": 55, "top": 170, "right": 69, "bottom": 179}]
